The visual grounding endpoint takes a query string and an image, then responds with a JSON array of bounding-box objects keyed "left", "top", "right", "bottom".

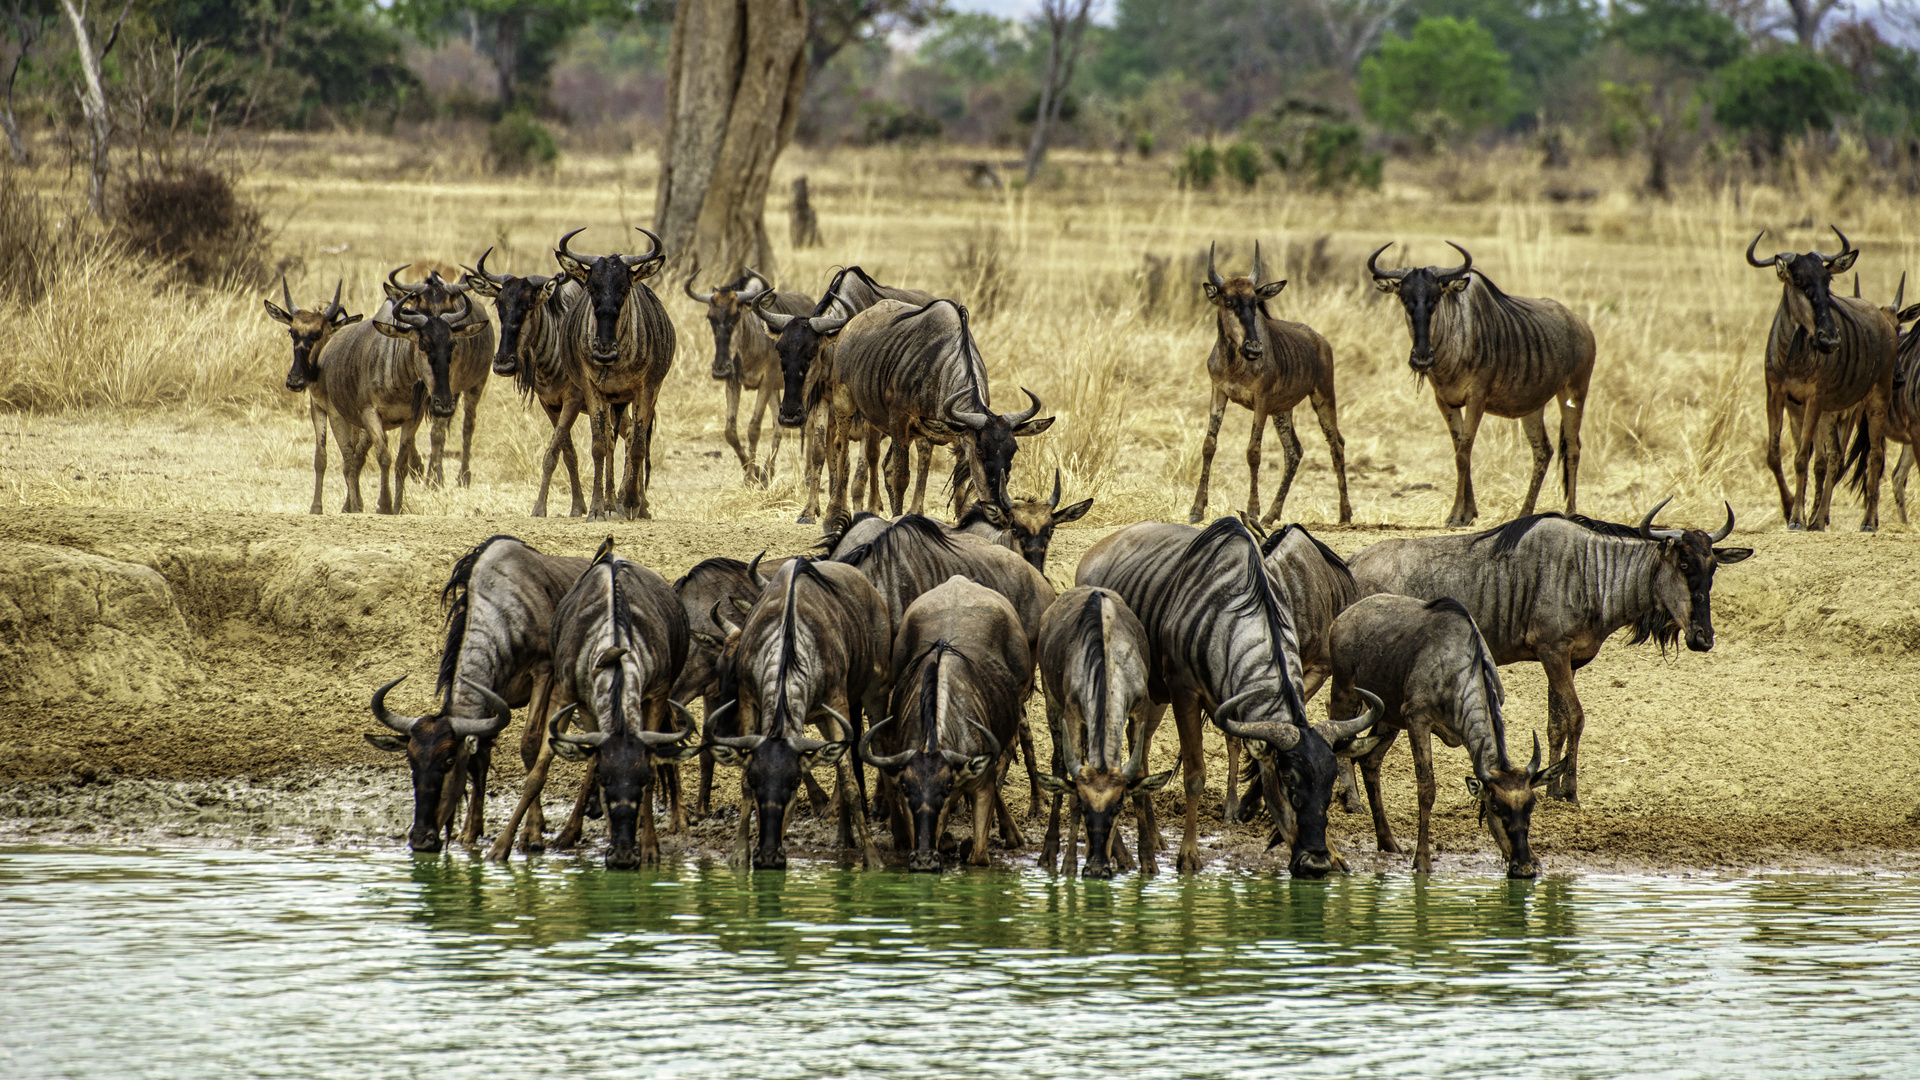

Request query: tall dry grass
[{"left": 3, "top": 136, "right": 1917, "bottom": 530}]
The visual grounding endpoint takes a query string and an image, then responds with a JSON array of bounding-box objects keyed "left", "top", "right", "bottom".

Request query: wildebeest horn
[
  {"left": 620, "top": 227, "right": 663, "bottom": 268},
  {"left": 1212, "top": 689, "right": 1302, "bottom": 751},
  {"left": 550, "top": 706, "right": 608, "bottom": 749},
  {"left": 474, "top": 247, "right": 508, "bottom": 285},
  {"left": 858, "top": 717, "right": 914, "bottom": 770},
  {"left": 940, "top": 717, "right": 1002, "bottom": 768},
  {"left": 280, "top": 275, "right": 295, "bottom": 313},
  {"left": 637, "top": 700, "right": 697, "bottom": 747},
  {"left": 323, "top": 279, "right": 345, "bottom": 320},
  {"left": 370, "top": 675, "right": 421, "bottom": 734},
  {"left": 1048, "top": 468, "right": 1062, "bottom": 510},
  {"left": 557, "top": 227, "right": 588, "bottom": 265},
  {"left": 386, "top": 264, "right": 428, "bottom": 294},
  {"left": 1314, "top": 688, "right": 1383, "bottom": 744},
  {"left": 1006, "top": 387, "right": 1042, "bottom": 426},
  {"left": 1055, "top": 714, "right": 1084, "bottom": 778},
  {"left": 738, "top": 268, "right": 772, "bottom": 301},
  {"left": 756, "top": 295, "right": 795, "bottom": 332},
  {"left": 1207, "top": 241, "right": 1224, "bottom": 289},
  {"left": 1709, "top": 502, "right": 1735, "bottom": 543},
  {"left": 747, "top": 549, "right": 769, "bottom": 590},
  {"left": 683, "top": 260, "right": 714, "bottom": 304},
  {"left": 439, "top": 292, "right": 474, "bottom": 326},
  {"left": 392, "top": 296, "right": 429, "bottom": 329},
  {"left": 816, "top": 705, "right": 853, "bottom": 743},
  {"left": 1637, "top": 497, "right": 1683, "bottom": 541},
  {"left": 1745, "top": 231, "right": 1778, "bottom": 268},
  {"left": 1438, "top": 241, "right": 1472, "bottom": 280},
  {"left": 944, "top": 388, "right": 990, "bottom": 430},
  {"left": 451, "top": 677, "right": 513, "bottom": 737},
  {"left": 807, "top": 307, "right": 851, "bottom": 334},
  {"left": 1252, "top": 240, "right": 1265, "bottom": 285},
  {"left": 708, "top": 600, "right": 740, "bottom": 638},
  {"left": 1828, "top": 224, "right": 1852, "bottom": 261},
  {"left": 703, "top": 701, "right": 764, "bottom": 753},
  {"left": 1528, "top": 731, "right": 1543, "bottom": 776},
  {"left": 1366, "top": 242, "right": 1407, "bottom": 282},
  {"left": 1897, "top": 272, "right": 1907, "bottom": 312}
]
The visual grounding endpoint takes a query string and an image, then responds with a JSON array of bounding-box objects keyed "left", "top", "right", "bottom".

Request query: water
[{"left": 3, "top": 847, "right": 1916, "bottom": 1079}]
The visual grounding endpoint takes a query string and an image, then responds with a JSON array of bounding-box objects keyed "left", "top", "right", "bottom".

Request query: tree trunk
[
  {"left": 493, "top": 10, "right": 520, "bottom": 109},
  {"left": 1024, "top": 0, "right": 1093, "bottom": 186},
  {"left": 57, "top": 0, "right": 127, "bottom": 220},
  {"left": 654, "top": 0, "right": 807, "bottom": 281}
]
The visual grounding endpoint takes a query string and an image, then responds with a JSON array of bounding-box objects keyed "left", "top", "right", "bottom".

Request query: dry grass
[{"left": 3, "top": 134, "right": 1918, "bottom": 532}]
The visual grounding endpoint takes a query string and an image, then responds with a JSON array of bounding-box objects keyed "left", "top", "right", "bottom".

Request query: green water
[{"left": 3, "top": 848, "right": 1916, "bottom": 1078}]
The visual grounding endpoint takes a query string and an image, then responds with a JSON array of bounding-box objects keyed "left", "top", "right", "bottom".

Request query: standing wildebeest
[
  {"left": 264, "top": 278, "right": 364, "bottom": 515},
  {"left": 1748, "top": 227, "right": 1898, "bottom": 530},
  {"left": 1076, "top": 518, "right": 1383, "bottom": 876},
  {"left": 859, "top": 576, "right": 1027, "bottom": 870},
  {"left": 1347, "top": 500, "right": 1752, "bottom": 803},
  {"left": 1033, "top": 586, "right": 1173, "bottom": 879},
  {"left": 363, "top": 536, "right": 589, "bottom": 854},
  {"left": 826, "top": 298, "right": 1053, "bottom": 523},
  {"left": 1189, "top": 243, "right": 1352, "bottom": 526},
  {"left": 956, "top": 469, "right": 1093, "bottom": 574},
  {"left": 704, "top": 558, "right": 890, "bottom": 870},
  {"left": 685, "top": 265, "right": 817, "bottom": 484},
  {"left": 1369, "top": 242, "right": 1595, "bottom": 527},
  {"left": 1331, "top": 595, "right": 1563, "bottom": 878},
  {"left": 380, "top": 265, "right": 496, "bottom": 488},
  {"left": 463, "top": 248, "right": 597, "bottom": 517},
  {"left": 670, "top": 552, "right": 789, "bottom": 818},
  {"left": 555, "top": 227, "right": 676, "bottom": 520},
  {"left": 1845, "top": 281, "right": 1920, "bottom": 520},
  {"left": 542, "top": 543, "right": 699, "bottom": 868}
]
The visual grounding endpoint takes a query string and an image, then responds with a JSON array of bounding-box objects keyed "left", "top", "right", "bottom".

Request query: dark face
[
  {"left": 1204, "top": 278, "right": 1285, "bottom": 363},
  {"left": 706, "top": 292, "right": 742, "bottom": 380},
  {"left": 585, "top": 257, "right": 634, "bottom": 362},
  {"left": 366, "top": 717, "right": 464, "bottom": 853},
  {"left": 1072, "top": 771, "right": 1131, "bottom": 880},
  {"left": 1780, "top": 252, "right": 1850, "bottom": 353},
  {"left": 1255, "top": 728, "right": 1342, "bottom": 878},
  {"left": 1469, "top": 772, "right": 1543, "bottom": 878},
  {"left": 895, "top": 752, "right": 963, "bottom": 872},
  {"left": 589, "top": 730, "right": 659, "bottom": 870},
  {"left": 487, "top": 276, "right": 545, "bottom": 377},
  {"left": 772, "top": 321, "right": 828, "bottom": 427},
  {"left": 987, "top": 498, "right": 1091, "bottom": 572},
  {"left": 414, "top": 316, "right": 461, "bottom": 418},
  {"left": 281, "top": 314, "right": 330, "bottom": 391},
  {"left": 1381, "top": 270, "right": 1469, "bottom": 372},
  {"left": 1653, "top": 532, "right": 1754, "bottom": 653}
]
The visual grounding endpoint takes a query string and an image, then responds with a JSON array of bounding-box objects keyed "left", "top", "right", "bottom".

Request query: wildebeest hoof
[
  {"left": 1861, "top": 524, "right": 1877, "bottom": 533},
  {"left": 1788, "top": 522, "right": 1805, "bottom": 531},
  {"left": 796, "top": 513, "right": 816, "bottom": 525}
]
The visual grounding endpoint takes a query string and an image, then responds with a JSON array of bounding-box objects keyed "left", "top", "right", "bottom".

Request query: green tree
[
  {"left": 1395, "top": 0, "right": 1598, "bottom": 117},
  {"left": 1606, "top": 0, "right": 1746, "bottom": 195},
  {"left": 389, "top": 0, "right": 634, "bottom": 111},
  {"left": 1714, "top": 49, "right": 1853, "bottom": 155},
  {"left": 157, "top": 0, "right": 421, "bottom": 127},
  {"left": 1360, "top": 17, "right": 1517, "bottom": 136}
]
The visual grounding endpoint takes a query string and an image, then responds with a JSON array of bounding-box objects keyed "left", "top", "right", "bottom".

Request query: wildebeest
[
  {"left": 541, "top": 541, "right": 697, "bottom": 868},
  {"left": 464, "top": 248, "right": 598, "bottom": 517},
  {"left": 1330, "top": 595, "right": 1562, "bottom": 877},
  {"left": 1846, "top": 284, "right": 1920, "bottom": 520},
  {"left": 1076, "top": 518, "right": 1383, "bottom": 876},
  {"left": 669, "top": 552, "right": 792, "bottom": 818},
  {"left": 684, "top": 264, "right": 817, "bottom": 485},
  {"left": 703, "top": 558, "right": 890, "bottom": 870},
  {"left": 380, "top": 264, "right": 496, "bottom": 488},
  {"left": 1033, "top": 586, "right": 1173, "bottom": 879},
  {"left": 826, "top": 298, "right": 1052, "bottom": 523},
  {"left": 955, "top": 469, "right": 1093, "bottom": 574},
  {"left": 1347, "top": 500, "right": 1752, "bottom": 803},
  {"left": 859, "top": 576, "right": 1027, "bottom": 870},
  {"left": 366, "top": 675, "right": 511, "bottom": 852},
  {"left": 264, "top": 278, "right": 364, "bottom": 515},
  {"left": 555, "top": 226, "right": 676, "bottom": 520},
  {"left": 1189, "top": 243, "right": 1352, "bottom": 526},
  {"left": 1369, "top": 242, "right": 1596, "bottom": 527}
]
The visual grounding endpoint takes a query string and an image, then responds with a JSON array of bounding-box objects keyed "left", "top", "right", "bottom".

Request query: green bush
[
  {"left": 1714, "top": 50, "right": 1854, "bottom": 155},
  {"left": 1298, "top": 123, "right": 1383, "bottom": 190},
  {"left": 861, "top": 103, "right": 945, "bottom": 145},
  {"left": 1360, "top": 17, "right": 1518, "bottom": 138},
  {"left": 1222, "top": 141, "right": 1265, "bottom": 188},
  {"left": 488, "top": 110, "right": 560, "bottom": 173},
  {"left": 1177, "top": 143, "right": 1219, "bottom": 189}
]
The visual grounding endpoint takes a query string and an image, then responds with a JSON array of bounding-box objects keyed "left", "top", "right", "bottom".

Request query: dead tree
[{"left": 790, "top": 176, "right": 821, "bottom": 248}]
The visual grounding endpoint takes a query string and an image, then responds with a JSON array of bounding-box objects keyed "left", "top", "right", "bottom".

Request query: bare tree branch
[{"left": 1025, "top": 0, "right": 1096, "bottom": 185}]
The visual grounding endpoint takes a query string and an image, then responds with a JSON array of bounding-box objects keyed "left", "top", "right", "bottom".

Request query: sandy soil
[{"left": 4, "top": 505, "right": 1918, "bottom": 875}]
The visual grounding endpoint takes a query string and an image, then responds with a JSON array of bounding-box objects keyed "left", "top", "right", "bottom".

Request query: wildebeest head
[
  {"left": 707, "top": 698, "right": 851, "bottom": 870},
  {"left": 1747, "top": 226, "right": 1859, "bottom": 354},
  {"left": 555, "top": 226, "right": 665, "bottom": 364},
  {"left": 463, "top": 247, "right": 561, "bottom": 382},
  {"left": 1368, "top": 241, "right": 1474, "bottom": 373},
  {"left": 364, "top": 674, "right": 511, "bottom": 853},
  {"left": 757, "top": 289, "right": 852, "bottom": 427},
  {"left": 1633, "top": 498, "right": 1753, "bottom": 653},
  {"left": 1465, "top": 732, "right": 1564, "bottom": 879},
  {"left": 1214, "top": 686, "right": 1383, "bottom": 878},
  {"left": 1202, "top": 241, "right": 1287, "bottom": 363},
  {"left": 970, "top": 469, "right": 1093, "bottom": 572},
  {"left": 686, "top": 264, "right": 772, "bottom": 380},
  {"left": 373, "top": 293, "right": 485, "bottom": 418},
  {"left": 547, "top": 648, "right": 700, "bottom": 870},
  {"left": 674, "top": 554, "right": 769, "bottom": 705},
  {"left": 859, "top": 672, "right": 1002, "bottom": 874},
  {"left": 264, "top": 278, "right": 360, "bottom": 392},
  {"left": 1032, "top": 682, "right": 1171, "bottom": 880}
]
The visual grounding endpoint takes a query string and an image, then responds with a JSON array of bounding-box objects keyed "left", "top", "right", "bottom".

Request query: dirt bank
[{"left": 3, "top": 507, "right": 1919, "bottom": 874}]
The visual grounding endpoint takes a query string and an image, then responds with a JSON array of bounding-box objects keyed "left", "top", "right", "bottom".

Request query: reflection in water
[{"left": 4, "top": 848, "right": 1919, "bottom": 1079}]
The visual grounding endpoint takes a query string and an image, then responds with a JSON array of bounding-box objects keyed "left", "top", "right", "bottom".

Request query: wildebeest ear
[
  {"left": 549, "top": 737, "right": 590, "bottom": 763},
  {"left": 709, "top": 744, "right": 749, "bottom": 768},
  {"left": 956, "top": 753, "right": 996, "bottom": 782},
  {"left": 381, "top": 280, "right": 408, "bottom": 302},
  {"left": 1463, "top": 776, "right": 1486, "bottom": 799},
  {"left": 1055, "top": 498, "right": 1093, "bottom": 524},
  {"left": 628, "top": 255, "right": 665, "bottom": 281},
  {"left": 1775, "top": 261, "right": 1795, "bottom": 284},
  {"left": 1202, "top": 281, "right": 1222, "bottom": 302},
  {"left": 536, "top": 277, "right": 561, "bottom": 306},
  {"left": 728, "top": 596, "right": 754, "bottom": 617},
  {"left": 364, "top": 732, "right": 407, "bottom": 753},
  {"left": 1129, "top": 768, "right": 1176, "bottom": 794},
  {"left": 334, "top": 311, "right": 364, "bottom": 327},
  {"left": 453, "top": 321, "right": 488, "bottom": 339},
  {"left": 978, "top": 501, "right": 1009, "bottom": 528},
  {"left": 1828, "top": 249, "right": 1860, "bottom": 274},
  {"left": 264, "top": 299, "right": 292, "bottom": 324},
  {"left": 1529, "top": 758, "right": 1568, "bottom": 788},
  {"left": 1035, "top": 773, "right": 1073, "bottom": 794},
  {"left": 556, "top": 250, "right": 591, "bottom": 283},
  {"left": 1012, "top": 415, "right": 1055, "bottom": 437},
  {"left": 1333, "top": 731, "right": 1385, "bottom": 758},
  {"left": 1372, "top": 276, "right": 1400, "bottom": 294},
  {"left": 1443, "top": 276, "right": 1471, "bottom": 294},
  {"left": 690, "top": 630, "right": 726, "bottom": 652},
  {"left": 372, "top": 319, "right": 414, "bottom": 343},
  {"left": 1712, "top": 546, "right": 1754, "bottom": 565},
  {"left": 1256, "top": 279, "right": 1287, "bottom": 300},
  {"left": 805, "top": 741, "right": 850, "bottom": 768},
  {"left": 463, "top": 735, "right": 479, "bottom": 756}
]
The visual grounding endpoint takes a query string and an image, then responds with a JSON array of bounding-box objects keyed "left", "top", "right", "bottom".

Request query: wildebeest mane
[
  {"left": 810, "top": 508, "right": 879, "bottom": 556},
  {"left": 771, "top": 558, "right": 838, "bottom": 734},
  {"left": 673, "top": 556, "right": 749, "bottom": 591},
  {"left": 1075, "top": 590, "right": 1110, "bottom": 762},
  {"left": 955, "top": 502, "right": 994, "bottom": 530},
  {"left": 1261, "top": 523, "right": 1354, "bottom": 586},
  {"left": 1182, "top": 517, "right": 1308, "bottom": 723},
  {"left": 604, "top": 554, "right": 636, "bottom": 736},
  {"left": 835, "top": 513, "right": 962, "bottom": 568},
  {"left": 1425, "top": 597, "right": 1509, "bottom": 770},
  {"left": 438, "top": 534, "right": 529, "bottom": 707},
  {"left": 1625, "top": 607, "right": 1681, "bottom": 653},
  {"left": 1472, "top": 512, "right": 1646, "bottom": 556}
]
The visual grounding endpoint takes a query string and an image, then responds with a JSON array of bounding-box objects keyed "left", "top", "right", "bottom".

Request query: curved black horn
[
  {"left": 708, "top": 599, "right": 741, "bottom": 638},
  {"left": 475, "top": 246, "right": 508, "bottom": 285},
  {"left": 1745, "top": 231, "right": 1774, "bottom": 268},
  {"left": 1366, "top": 242, "right": 1407, "bottom": 282},
  {"left": 324, "top": 279, "right": 345, "bottom": 319},
  {"left": 1439, "top": 241, "right": 1473, "bottom": 280},
  {"left": 756, "top": 295, "right": 796, "bottom": 333},
  {"left": 639, "top": 700, "right": 697, "bottom": 747},
  {"left": 1252, "top": 240, "right": 1265, "bottom": 285},
  {"left": 387, "top": 264, "right": 410, "bottom": 291},
  {"left": 392, "top": 296, "right": 429, "bottom": 329},
  {"left": 280, "top": 275, "right": 295, "bottom": 313},
  {"left": 1315, "top": 688, "right": 1383, "bottom": 744},
  {"left": 1637, "top": 496, "right": 1683, "bottom": 541},
  {"left": 1528, "top": 731, "right": 1543, "bottom": 776},
  {"left": 739, "top": 267, "right": 772, "bottom": 301},
  {"left": 944, "top": 388, "right": 990, "bottom": 431},
  {"left": 1709, "top": 502, "right": 1735, "bottom": 543},
  {"left": 747, "top": 550, "right": 769, "bottom": 590},
  {"left": 621, "top": 227, "right": 663, "bottom": 268},
  {"left": 1006, "top": 387, "right": 1042, "bottom": 426},
  {"left": 683, "top": 260, "right": 714, "bottom": 304},
  {"left": 858, "top": 717, "right": 914, "bottom": 771},
  {"left": 370, "top": 675, "right": 421, "bottom": 734},
  {"left": 441, "top": 292, "right": 474, "bottom": 326},
  {"left": 1831, "top": 224, "right": 1852, "bottom": 258},
  {"left": 816, "top": 705, "right": 854, "bottom": 744},
  {"left": 1048, "top": 468, "right": 1062, "bottom": 510},
  {"left": 1055, "top": 714, "right": 1084, "bottom": 779},
  {"left": 451, "top": 677, "right": 513, "bottom": 737},
  {"left": 556, "top": 227, "right": 589, "bottom": 265},
  {"left": 1207, "top": 241, "right": 1224, "bottom": 289},
  {"left": 1212, "top": 689, "right": 1302, "bottom": 751},
  {"left": 941, "top": 716, "right": 1003, "bottom": 767},
  {"left": 807, "top": 309, "right": 851, "bottom": 334}
]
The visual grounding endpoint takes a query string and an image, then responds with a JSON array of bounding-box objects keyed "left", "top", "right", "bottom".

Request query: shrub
[
  {"left": 1177, "top": 143, "right": 1219, "bottom": 189},
  {"left": 1222, "top": 141, "right": 1265, "bottom": 188},
  {"left": 861, "top": 103, "right": 944, "bottom": 145},
  {"left": 488, "top": 109, "right": 560, "bottom": 172},
  {"left": 1715, "top": 50, "right": 1854, "bottom": 156},
  {"left": 1360, "top": 17, "right": 1518, "bottom": 138},
  {"left": 115, "top": 168, "right": 273, "bottom": 288},
  {"left": 1016, "top": 91, "right": 1079, "bottom": 124},
  {"left": 0, "top": 171, "right": 56, "bottom": 305}
]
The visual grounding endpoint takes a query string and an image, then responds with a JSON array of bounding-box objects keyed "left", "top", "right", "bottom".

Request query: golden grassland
[{"left": 3, "top": 132, "right": 1917, "bottom": 532}]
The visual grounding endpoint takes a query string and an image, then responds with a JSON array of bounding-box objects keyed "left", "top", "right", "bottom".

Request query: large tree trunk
[
  {"left": 56, "top": 0, "right": 129, "bottom": 220},
  {"left": 654, "top": 0, "right": 807, "bottom": 281}
]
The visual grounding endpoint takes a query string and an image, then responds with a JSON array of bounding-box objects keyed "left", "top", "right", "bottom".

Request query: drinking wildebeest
[
  {"left": 463, "top": 248, "right": 597, "bottom": 517},
  {"left": 859, "top": 576, "right": 1027, "bottom": 870},
  {"left": 1329, "top": 594, "right": 1562, "bottom": 878},
  {"left": 684, "top": 264, "right": 817, "bottom": 484},
  {"left": 955, "top": 469, "right": 1093, "bottom": 574},
  {"left": 703, "top": 558, "right": 890, "bottom": 870},
  {"left": 1076, "top": 518, "right": 1383, "bottom": 876},
  {"left": 540, "top": 541, "right": 698, "bottom": 868},
  {"left": 380, "top": 264, "right": 497, "bottom": 488},
  {"left": 1347, "top": 499, "right": 1752, "bottom": 803},
  {"left": 264, "top": 278, "right": 364, "bottom": 515},
  {"left": 1748, "top": 227, "right": 1898, "bottom": 530},
  {"left": 366, "top": 535, "right": 589, "bottom": 856},
  {"left": 1188, "top": 243, "right": 1352, "bottom": 526},
  {"left": 1034, "top": 586, "right": 1173, "bottom": 879},
  {"left": 555, "top": 227, "right": 675, "bottom": 520},
  {"left": 1368, "top": 242, "right": 1595, "bottom": 527},
  {"left": 670, "top": 552, "right": 789, "bottom": 818}
]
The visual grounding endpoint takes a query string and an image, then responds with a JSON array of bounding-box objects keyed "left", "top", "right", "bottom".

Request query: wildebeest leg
[
  {"left": 1040, "top": 700, "right": 1065, "bottom": 870},
  {"left": 552, "top": 772, "right": 595, "bottom": 850},
  {"left": 969, "top": 783, "right": 993, "bottom": 866},
  {"left": 628, "top": 401, "right": 655, "bottom": 519},
  {"left": 1558, "top": 368, "right": 1589, "bottom": 514},
  {"left": 1261, "top": 409, "right": 1304, "bottom": 527},
  {"left": 723, "top": 374, "right": 747, "bottom": 470},
  {"left": 1441, "top": 395, "right": 1488, "bottom": 527},
  {"left": 1789, "top": 394, "right": 1823, "bottom": 530},
  {"left": 1540, "top": 647, "right": 1584, "bottom": 803},
  {"left": 836, "top": 755, "right": 885, "bottom": 870},
  {"left": 1041, "top": 791, "right": 1062, "bottom": 871},
  {"left": 427, "top": 412, "right": 449, "bottom": 488},
  {"left": 307, "top": 405, "right": 331, "bottom": 515},
  {"left": 1309, "top": 385, "right": 1353, "bottom": 524},
  {"left": 992, "top": 775, "right": 1023, "bottom": 849},
  {"left": 361, "top": 407, "right": 397, "bottom": 514},
  {"left": 1235, "top": 757, "right": 1264, "bottom": 823},
  {"left": 1224, "top": 733, "right": 1244, "bottom": 823},
  {"left": 1810, "top": 412, "right": 1843, "bottom": 531},
  {"left": 1860, "top": 391, "right": 1889, "bottom": 532},
  {"left": 489, "top": 734, "right": 552, "bottom": 862},
  {"left": 803, "top": 769, "right": 831, "bottom": 815},
  {"left": 519, "top": 671, "right": 555, "bottom": 844},
  {"left": 1408, "top": 723, "right": 1437, "bottom": 874},
  {"left": 586, "top": 404, "right": 612, "bottom": 520},
  {"left": 1172, "top": 691, "right": 1207, "bottom": 874},
  {"left": 1062, "top": 794, "right": 1079, "bottom": 877},
  {"left": 1765, "top": 383, "right": 1796, "bottom": 525},
  {"left": 457, "top": 385, "right": 480, "bottom": 487},
  {"left": 747, "top": 376, "right": 778, "bottom": 486},
  {"left": 730, "top": 776, "right": 754, "bottom": 868},
  {"left": 1356, "top": 729, "right": 1400, "bottom": 853},
  {"left": 881, "top": 426, "right": 908, "bottom": 515},
  {"left": 649, "top": 694, "right": 686, "bottom": 835},
  {"left": 1243, "top": 406, "right": 1269, "bottom": 524},
  {"left": 824, "top": 409, "right": 856, "bottom": 523},
  {"left": 396, "top": 416, "right": 425, "bottom": 514},
  {"left": 458, "top": 735, "right": 494, "bottom": 846},
  {"left": 1188, "top": 386, "right": 1229, "bottom": 524},
  {"left": 1519, "top": 408, "right": 1553, "bottom": 518},
  {"left": 1134, "top": 791, "right": 1159, "bottom": 875},
  {"left": 640, "top": 781, "right": 661, "bottom": 864},
  {"left": 1333, "top": 756, "right": 1363, "bottom": 814},
  {"left": 905, "top": 438, "right": 931, "bottom": 516},
  {"left": 339, "top": 426, "right": 368, "bottom": 513},
  {"left": 1893, "top": 444, "right": 1914, "bottom": 524},
  {"left": 1017, "top": 715, "right": 1043, "bottom": 818},
  {"left": 694, "top": 693, "right": 720, "bottom": 819},
  {"left": 797, "top": 406, "right": 826, "bottom": 524}
]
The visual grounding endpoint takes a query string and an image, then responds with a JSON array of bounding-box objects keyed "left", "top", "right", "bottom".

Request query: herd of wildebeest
[{"left": 266, "top": 222, "right": 1920, "bottom": 878}]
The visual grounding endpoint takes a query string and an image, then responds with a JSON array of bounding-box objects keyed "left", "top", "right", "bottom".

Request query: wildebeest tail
[
  {"left": 438, "top": 535, "right": 529, "bottom": 705},
  {"left": 1842, "top": 410, "right": 1875, "bottom": 494}
]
